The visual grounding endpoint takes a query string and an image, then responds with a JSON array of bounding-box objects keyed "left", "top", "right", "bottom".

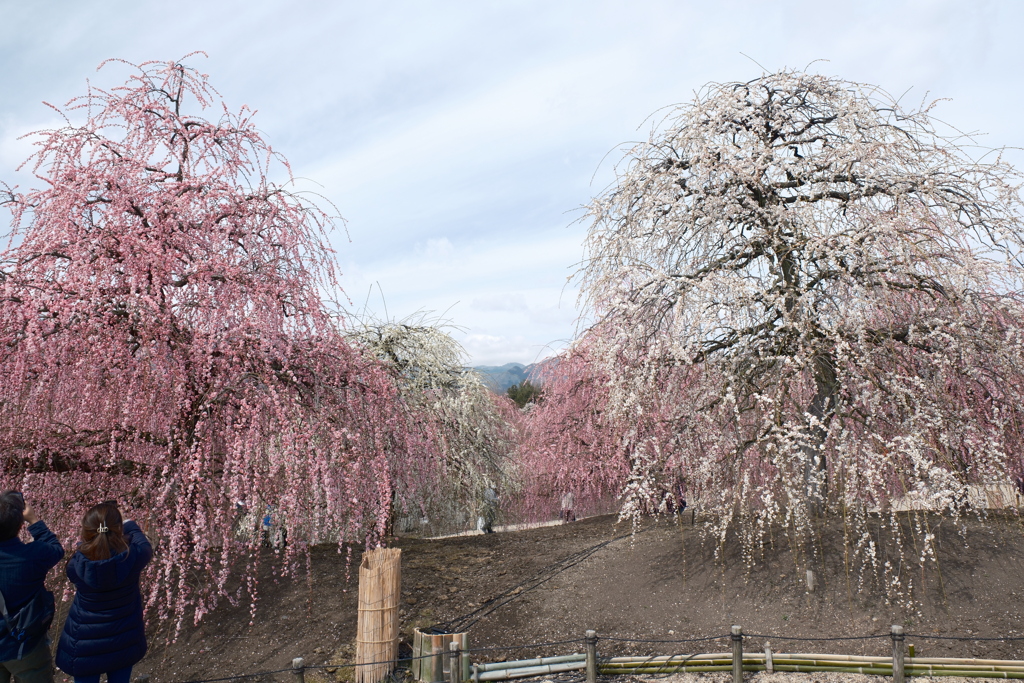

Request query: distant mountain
[
  {"left": 472, "top": 361, "right": 554, "bottom": 393},
  {"left": 472, "top": 363, "right": 531, "bottom": 393}
]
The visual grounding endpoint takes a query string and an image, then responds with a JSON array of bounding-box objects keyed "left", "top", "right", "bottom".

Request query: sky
[{"left": 1, "top": 1, "right": 1022, "bottom": 365}]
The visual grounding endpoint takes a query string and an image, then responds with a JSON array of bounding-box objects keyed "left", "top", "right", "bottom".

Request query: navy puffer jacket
[{"left": 55, "top": 521, "right": 153, "bottom": 677}]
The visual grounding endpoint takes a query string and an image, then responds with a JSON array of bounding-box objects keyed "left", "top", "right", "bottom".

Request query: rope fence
[
  {"left": 600, "top": 635, "right": 729, "bottom": 644},
  {"left": 743, "top": 634, "right": 890, "bottom": 642},
  {"left": 904, "top": 634, "right": 1024, "bottom": 642},
  {"left": 158, "top": 626, "right": 1024, "bottom": 683}
]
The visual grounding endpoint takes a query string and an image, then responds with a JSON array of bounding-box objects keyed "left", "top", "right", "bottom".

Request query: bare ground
[{"left": 50, "top": 512, "right": 1024, "bottom": 683}]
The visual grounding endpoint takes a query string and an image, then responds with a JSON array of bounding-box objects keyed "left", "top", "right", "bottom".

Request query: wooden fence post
[
  {"left": 292, "top": 657, "right": 306, "bottom": 683},
  {"left": 449, "top": 641, "right": 462, "bottom": 683},
  {"left": 891, "top": 624, "right": 905, "bottom": 683},
  {"left": 764, "top": 642, "right": 773, "bottom": 674},
  {"left": 585, "top": 630, "right": 598, "bottom": 683},
  {"left": 413, "top": 628, "right": 423, "bottom": 682},
  {"left": 432, "top": 635, "right": 445, "bottom": 683},
  {"left": 731, "top": 625, "right": 743, "bottom": 683}
]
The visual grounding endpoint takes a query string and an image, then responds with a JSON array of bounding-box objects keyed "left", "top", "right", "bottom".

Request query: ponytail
[{"left": 80, "top": 502, "right": 129, "bottom": 561}]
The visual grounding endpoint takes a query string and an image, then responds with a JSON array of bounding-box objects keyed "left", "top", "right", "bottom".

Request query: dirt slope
[{"left": 57, "top": 513, "right": 1024, "bottom": 683}]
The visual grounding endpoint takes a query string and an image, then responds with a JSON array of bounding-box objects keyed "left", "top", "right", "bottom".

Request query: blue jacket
[
  {"left": 56, "top": 521, "right": 153, "bottom": 677},
  {"left": 0, "top": 521, "right": 65, "bottom": 660}
]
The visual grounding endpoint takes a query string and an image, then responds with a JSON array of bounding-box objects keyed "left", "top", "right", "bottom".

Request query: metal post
[
  {"left": 449, "top": 641, "right": 462, "bottom": 683},
  {"left": 891, "top": 624, "right": 905, "bottom": 683},
  {"left": 731, "top": 625, "right": 743, "bottom": 683},
  {"left": 585, "top": 630, "right": 598, "bottom": 683},
  {"left": 292, "top": 657, "right": 306, "bottom": 683}
]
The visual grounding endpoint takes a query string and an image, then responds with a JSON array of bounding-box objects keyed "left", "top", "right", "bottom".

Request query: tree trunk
[{"left": 803, "top": 353, "right": 837, "bottom": 517}]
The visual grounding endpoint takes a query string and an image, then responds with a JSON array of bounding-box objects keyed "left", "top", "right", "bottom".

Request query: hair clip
[{"left": 97, "top": 524, "right": 109, "bottom": 534}]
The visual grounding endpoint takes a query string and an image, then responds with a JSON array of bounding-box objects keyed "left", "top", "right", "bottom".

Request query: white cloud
[
  {"left": 3, "top": 0, "right": 1022, "bottom": 364},
  {"left": 471, "top": 293, "right": 529, "bottom": 314},
  {"left": 462, "top": 332, "right": 559, "bottom": 368},
  {"left": 337, "top": 227, "right": 582, "bottom": 364}
]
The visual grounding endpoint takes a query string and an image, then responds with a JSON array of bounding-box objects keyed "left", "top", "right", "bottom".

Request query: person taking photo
[
  {"left": 55, "top": 501, "right": 152, "bottom": 683},
  {"left": 0, "top": 491, "right": 65, "bottom": 683}
]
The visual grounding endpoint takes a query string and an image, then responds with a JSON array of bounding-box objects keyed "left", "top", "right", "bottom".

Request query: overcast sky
[{"left": 2, "top": 1, "right": 1021, "bottom": 365}]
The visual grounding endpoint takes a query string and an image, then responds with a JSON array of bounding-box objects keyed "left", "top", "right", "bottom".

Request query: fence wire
[
  {"left": 600, "top": 634, "right": 729, "bottom": 644},
  {"left": 904, "top": 633, "right": 1024, "bottom": 642},
  {"left": 743, "top": 633, "right": 890, "bottom": 642}
]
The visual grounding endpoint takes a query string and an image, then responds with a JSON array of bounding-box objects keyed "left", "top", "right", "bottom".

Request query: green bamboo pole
[
  {"left": 771, "top": 659, "right": 892, "bottom": 668},
  {"left": 905, "top": 667, "right": 1024, "bottom": 675},
  {"left": 601, "top": 659, "right": 733, "bottom": 668},
  {"left": 477, "top": 662, "right": 587, "bottom": 681},
  {"left": 605, "top": 654, "right": 731, "bottom": 663},
  {"left": 598, "top": 663, "right": 737, "bottom": 667},
  {"left": 771, "top": 661, "right": 1024, "bottom": 673},
  {"left": 910, "top": 658, "right": 1024, "bottom": 667},
  {"left": 476, "top": 655, "right": 585, "bottom": 672},
  {"left": 598, "top": 665, "right": 734, "bottom": 674},
  {"left": 772, "top": 664, "right": 898, "bottom": 675},
  {"left": 766, "top": 653, "right": 1024, "bottom": 669},
  {"left": 904, "top": 670, "right": 1024, "bottom": 679},
  {"left": 774, "top": 654, "right": 890, "bottom": 663},
  {"left": 603, "top": 653, "right": 1024, "bottom": 666}
]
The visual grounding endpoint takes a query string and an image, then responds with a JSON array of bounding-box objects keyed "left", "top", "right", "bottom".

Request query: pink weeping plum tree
[
  {"left": 518, "top": 342, "right": 627, "bottom": 517},
  {"left": 539, "top": 71, "right": 1024, "bottom": 602},
  {"left": 0, "top": 57, "right": 434, "bottom": 629},
  {"left": 520, "top": 338, "right": 706, "bottom": 521}
]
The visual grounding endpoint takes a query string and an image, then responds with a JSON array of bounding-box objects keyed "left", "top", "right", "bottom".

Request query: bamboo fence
[
  {"left": 461, "top": 627, "right": 1024, "bottom": 683},
  {"left": 412, "top": 627, "right": 471, "bottom": 682},
  {"left": 195, "top": 628, "right": 1024, "bottom": 683},
  {"left": 356, "top": 548, "right": 402, "bottom": 683},
  {"left": 600, "top": 652, "right": 1024, "bottom": 678},
  {"left": 463, "top": 651, "right": 1024, "bottom": 681}
]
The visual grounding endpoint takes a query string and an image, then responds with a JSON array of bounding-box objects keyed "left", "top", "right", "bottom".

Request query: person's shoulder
[
  {"left": 24, "top": 522, "right": 64, "bottom": 560},
  {"left": 0, "top": 535, "right": 25, "bottom": 549},
  {"left": 65, "top": 550, "right": 85, "bottom": 581}
]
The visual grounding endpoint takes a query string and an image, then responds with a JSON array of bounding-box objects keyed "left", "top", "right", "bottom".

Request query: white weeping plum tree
[
  {"left": 579, "top": 70, "right": 1024, "bottom": 598},
  {"left": 345, "top": 315, "right": 519, "bottom": 533}
]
